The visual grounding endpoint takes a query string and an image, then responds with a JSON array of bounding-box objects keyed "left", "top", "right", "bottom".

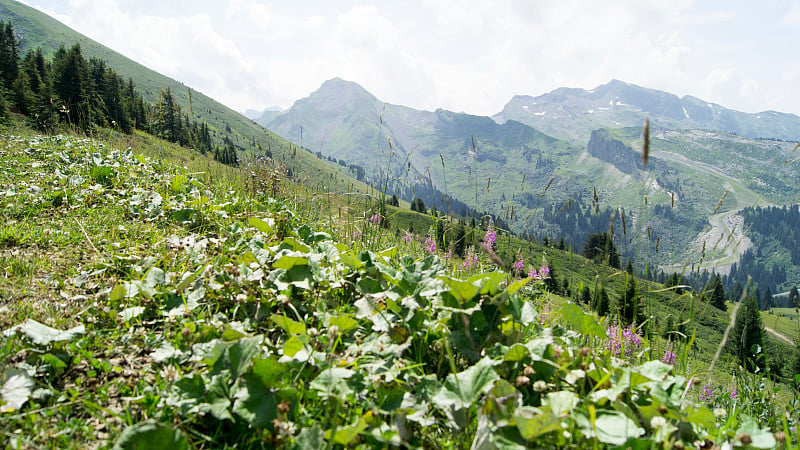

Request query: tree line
[{"left": 0, "top": 21, "right": 234, "bottom": 165}]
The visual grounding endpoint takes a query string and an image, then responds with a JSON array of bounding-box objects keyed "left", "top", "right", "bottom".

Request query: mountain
[
  {"left": 494, "top": 79, "right": 800, "bottom": 144},
  {"left": 0, "top": 0, "right": 363, "bottom": 195},
  {"left": 264, "top": 78, "right": 800, "bottom": 286}
]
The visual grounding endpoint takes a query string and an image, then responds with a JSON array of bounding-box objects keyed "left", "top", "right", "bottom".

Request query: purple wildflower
[
  {"left": 462, "top": 255, "right": 479, "bottom": 268},
  {"left": 662, "top": 350, "right": 677, "bottom": 365},
  {"left": 484, "top": 228, "right": 496, "bottom": 251},
  {"left": 539, "top": 266, "right": 550, "bottom": 279},
  {"left": 528, "top": 268, "right": 539, "bottom": 279},
  {"left": 512, "top": 258, "right": 524, "bottom": 272},
  {"left": 728, "top": 387, "right": 737, "bottom": 400},
  {"left": 538, "top": 304, "right": 551, "bottom": 325},
  {"left": 402, "top": 233, "right": 413, "bottom": 243},
  {"left": 700, "top": 385, "right": 714, "bottom": 403},
  {"left": 606, "top": 323, "right": 643, "bottom": 357},
  {"left": 425, "top": 237, "right": 436, "bottom": 254},
  {"left": 369, "top": 214, "right": 382, "bottom": 225},
  {"left": 443, "top": 250, "right": 453, "bottom": 259}
]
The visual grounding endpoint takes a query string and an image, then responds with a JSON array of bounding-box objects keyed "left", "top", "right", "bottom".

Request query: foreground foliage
[{"left": 0, "top": 133, "right": 796, "bottom": 449}]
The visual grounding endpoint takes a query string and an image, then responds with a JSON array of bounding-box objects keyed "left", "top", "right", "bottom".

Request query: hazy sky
[{"left": 18, "top": 0, "right": 800, "bottom": 117}]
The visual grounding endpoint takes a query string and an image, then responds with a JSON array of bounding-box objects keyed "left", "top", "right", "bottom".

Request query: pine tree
[
  {"left": 761, "top": 287, "right": 772, "bottom": 311},
  {"left": 595, "top": 286, "right": 610, "bottom": 317},
  {"left": 581, "top": 286, "right": 592, "bottom": 305},
  {"left": 728, "top": 289, "right": 765, "bottom": 372},
  {"left": 708, "top": 274, "right": 727, "bottom": 311},
  {"left": 620, "top": 263, "right": 639, "bottom": 325},
  {"left": 790, "top": 286, "right": 799, "bottom": 309}
]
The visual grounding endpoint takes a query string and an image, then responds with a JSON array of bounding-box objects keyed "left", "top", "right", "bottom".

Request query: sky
[{"left": 17, "top": 0, "right": 800, "bottom": 118}]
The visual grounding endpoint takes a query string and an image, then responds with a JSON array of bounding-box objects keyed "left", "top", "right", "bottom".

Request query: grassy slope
[
  {"left": 0, "top": 0, "right": 369, "bottom": 197},
  {"left": 1, "top": 119, "right": 796, "bottom": 448}
]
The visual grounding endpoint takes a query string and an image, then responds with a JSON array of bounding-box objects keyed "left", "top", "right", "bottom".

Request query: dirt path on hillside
[{"left": 764, "top": 326, "right": 795, "bottom": 345}]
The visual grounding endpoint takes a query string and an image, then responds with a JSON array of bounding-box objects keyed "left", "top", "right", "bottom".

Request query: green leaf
[
  {"left": 292, "top": 424, "right": 325, "bottom": 450},
  {"left": 273, "top": 254, "right": 309, "bottom": 270},
  {"left": 232, "top": 371, "right": 277, "bottom": 427},
  {"left": 544, "top": 391, "right": 578, "bottom": 416},
  {"left": 735, "top": 418, "right": 776, "bottom": 449},
  {"left": 636, "top": 360, "right": 672, "bottom": 381},
  {"left": 248, "top": 216, "right": 274, "bottom": 235},
  {"left": 119, "top": 306, "right": 146, "bottom": 322},
  {"left": 576, "top": 410, "right": 644, "bottom": 445},
  {"left": 329, "top": 315, "right": 359, "bottom": 335},
  {"left": 515, "top": 406, "right": 562, "bottom": 441},
  {"left": 282, "top": 335, "right": 306, "bottom": 357},
  {"left": 441, "top": 276, "right": 481, "bottom": 303},
  {"left": 557, "top": 303, "right": 606, "bottom": 339},
  {"left": 311, "top": 368, "right": 355, "bottom": 397},
  {"left": 112, "top": 420, "right": 189, "bottom": 450},
  {"left": 271, "top": 314, "right": 306, "bottom": 335},
  {"left": 432, "top": 357, "right": 499, "bottom": 410},
  {"left": 4, "top": 319, "right": 84, "bottom": 346},
  {"left": 504, "top": 344, "right": 529, "bottom": 362},
  {"left": 250, "top": 357, "right": 285, "bottom": 387},
  {"left": 1, "top": 369, "right": 35, "bottom": 413},
  {"left": 109, "top": 285, "right": 126, "bottom": 302},
  {"left": 327, "top": 414, "right": 369, "bottom": 445},
  {"left": 202, "top": 338, "right": 262, "bottom": 379},
  {"left": 143, "top": 267, "right": 166, "bottom": 288},
  {"left": 506, "top": 277, "right": 531, "bottom": 294}
]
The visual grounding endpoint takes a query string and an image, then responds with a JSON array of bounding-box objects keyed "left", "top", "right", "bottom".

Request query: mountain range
[{"left": 260, "top": 78, "right": 800, "bottom": 283}]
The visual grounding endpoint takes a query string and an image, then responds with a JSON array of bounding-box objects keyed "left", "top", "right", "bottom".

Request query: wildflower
[
  {"left": 484, "top": 227, "right": 496, "bottom": 251},
  {"left": 606, "top": 323, "right": 642, "bottom": 357},
  {"left": 662, "top": 350, "right": 677, "bottom": 365},
  {"left": 462, "top": 254, "right": 479, "bottom": 268},
  {"left": 425, "top": 237, "right": 436, "bottom": 254},
  {"left": 650, "top": 416, "right": 667, "bottom": 429},
  {"left": 443, "top": 250, "right": 452, "bottom": 259},
  {"left": 369, "top": 214, "right": 382, "bottom": 225},
  {"left": 402, "top": 233, "right": 413, "bottom": 243},
  {"left": 700, "top": 384, "right": 713, "bottom": 403},
  {"left": 533, "top": 380, "right": 548, "bottom": 392},
  {"left": 528, "top": 268, "right": 539, "bottom": 278},
  {"left": 353, "top": 230, "right": 362, "bottom": 240},
  {"left": 713, "top": 408, "right": 727, "bottom": 419},
  {"left": 727, "top": 387, "right": 737, "bottom": 400},
  {"left": 515, "top": 375, "right": 530, "bottom": 387},
  {"left": 512, "top": 258, "right": 524, "bottom": 272},
  {"left": 538, "top": 304, "right": 551, "bottom": 325},
  {"left": 539, "top": 265, "right": 550, "bottom": 278}
]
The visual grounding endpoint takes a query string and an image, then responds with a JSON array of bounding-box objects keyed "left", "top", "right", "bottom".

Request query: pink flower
[
  {"left": 462, "top": 255, "right": 479, "bottom": 268},
  {"left": 662, "top": 350, "right": 677, "bottom": 365},
  {"left": 538, "top": 266, "right": 550, "bottom": 278},
  {"left": 402, "top": 233, "right": 413, "bottom": 242},
  {"left": 369, "top": 214, "right": 382, "bottom": 225},
  {"left": 527, "top": 268, "right": 539, "bottom": 279},
  {"left": 443, "top": 250, "right": 452, "bottom": 259},
  {"left": 425, "top": 237, "right": 436, "bottom": 254},
  {"left": 484, "top": 228, "right": 496, "bottom": 251},
  {"left": 512, "top": 258, "right": 524, "bottom": 272}
]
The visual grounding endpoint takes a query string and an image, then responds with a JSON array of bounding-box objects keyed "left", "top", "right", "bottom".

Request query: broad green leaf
[
  {"left": 4, "top": 319, "right": 84, "bottom": 346},
  {"left": 515, "top": 406, "right": 562, "bottom": 441},
  {"left": 329, "top": 315, "right": 359, "bottom": 334},
  {"left": 284, "top": 265, "right": 314, "bottom": 290},
  {"left": 282, "top": 335, "right": 306, "bottom": 357},
  {"left": 119, "top": 306, "right": 146, "bottom": 322},
  {"left": 576, "top": 410, "right": 644, "bottom": 445},
  {"left": 273, "top": 254, "right": 308, "bottom": 270},
  {"left": 557, "top": 303, "right": 606, "bottom": 339},
  {"left": 735, "top": 418, "right": 776, "bottom": 449},
  {"left": 112, "top": 420, "right": 189, "bottom": 450},
  {"left": 1, "top": 369, "right": 35, "bottom": 413},
  {"left": 636, "top": 360, "right": 672, "bottom": 381},
  {"left": 248, "top": 216, "right": 274, "bottom": 234},
  {"left": 504, "top": 344, "right": 529, "bottom": 362},
  {"left": 202, "top": 338, "right": 262, "bottom": 379},
  {"left": 311, "top": 368, "right": 355, "bottom": 397},
  {"left": 684, "top": 406, "right": 716, "bottom": 430},
  {"left": 441, "top": 276, "right": 481, "bottom": 303},
  {"left": 327, "top": 414, "right": 369, "bottom": 445},
  {"left": 292, "top": 424, "right": 325, "bottom": 450},
  {"left": 544, "top": 391, "right": 578, "bottom": 416},
  {"left": 232, "top": 371, "right": 277, "bottom": 427},
  {"left": 143, "top": 267, "right": 166, "bottom": 288},
  {"left": 250, "top": 357, "right": 285, "bottom": 388},
  {"left": 432, "top": 357, "right": 499, "bottom": 410},
  {"left": 271, "top": 314, "right": 306, "bottom": 334},
  {"left": 109, "top": 285, "right": 126, "bottom": 302},
  {"left": 472, "top": 272, "right": 508, "bottom": 296},
  {"left": 506, "top": 277, "right": 531, "bottom": 294},
  {"left": 170, "top": 174, "right": 188, "bottom": 193}
]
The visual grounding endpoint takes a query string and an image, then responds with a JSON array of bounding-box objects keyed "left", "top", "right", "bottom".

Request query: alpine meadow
[{"left": 1, "top": 1, "right": 800, "bottom": 449}]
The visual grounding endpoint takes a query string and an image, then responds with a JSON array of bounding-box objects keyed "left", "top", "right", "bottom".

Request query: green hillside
[
  {"left": 0, "top": 0, "right": 366, "bottom": 196},
  {"left": 1, "top": 123, "right": 797, "bottom": 448}
]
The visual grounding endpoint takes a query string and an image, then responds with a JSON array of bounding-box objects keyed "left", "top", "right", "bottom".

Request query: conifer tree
[
  {"left": 728, "top": 289, "right": 765, "bottom": 372},
  {"left": 620, "top": 261, "right": 639, "bottom": 325},
  {"left": 595, "top": 286, "right": 610, "bottom": 317},
  {"left": 708, "top": 274, "right": 727, "bottom": 311}
]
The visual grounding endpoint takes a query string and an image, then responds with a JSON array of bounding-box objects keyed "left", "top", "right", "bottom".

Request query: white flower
[
  {"left": 650, "top": 416, "right": 667, "bottom": 429},
  {"left": 533, "top": 380, "right": 548, "bottom": 392},
  {"left": 714, "top": 408, "right": 727, "bottom": 419}
]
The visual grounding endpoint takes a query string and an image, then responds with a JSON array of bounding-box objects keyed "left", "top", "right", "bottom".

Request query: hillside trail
[{"left": 764, "top": 326, "right": 794, "bottom": 345}]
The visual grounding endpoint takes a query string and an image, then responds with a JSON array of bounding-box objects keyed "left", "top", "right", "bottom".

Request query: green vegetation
[{"left": 0, "top": 121, "right": 797, "bottom": 448}]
